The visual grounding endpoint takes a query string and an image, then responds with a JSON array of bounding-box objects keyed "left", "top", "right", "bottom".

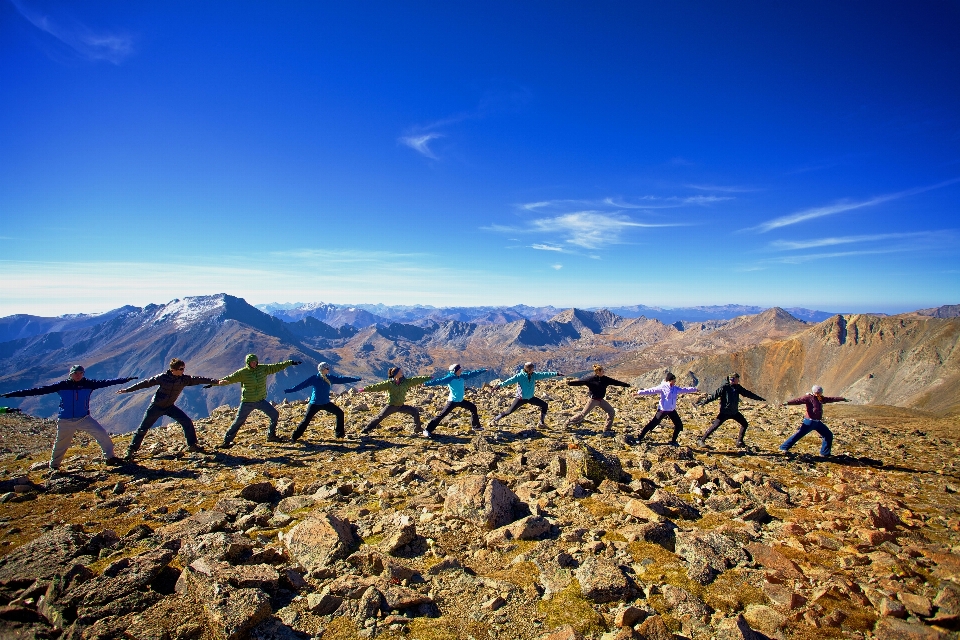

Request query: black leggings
[
  {"left": 700, "top": 411, "right": 749, "bottom": 443},
  {"left": 495, "top": 397, "right": 548, "bottom": 422},
  {"left": 363, "top": 404, "right": 421, "bottom": 432},
  {"left": 637, "top": 410, "right": 683, "bottom": 443},
  {"left": 292, "top": 402, "right": 345, "bottom": 440},
  {"left": 426, "top": 400, "right": 480, "bottom": 432}
]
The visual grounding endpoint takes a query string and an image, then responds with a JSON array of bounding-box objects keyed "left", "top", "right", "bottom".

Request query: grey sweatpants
[
  {"left": 51, "top": 415, "right": 115, "bottom": 469},
  {"left": 567, "top": 398, "right": 616, "bottom": 429}
]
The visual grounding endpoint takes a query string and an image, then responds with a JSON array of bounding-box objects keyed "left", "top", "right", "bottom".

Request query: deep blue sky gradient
[{"left": 2, "top": 1, "right": 958, "bottom": 315}]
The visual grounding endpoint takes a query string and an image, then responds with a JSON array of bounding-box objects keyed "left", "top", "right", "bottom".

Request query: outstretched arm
[
  {"left": 1, "top": 381, "right": 68, "bottom": 398},
  {"left": 90, "top": 377, "right": 137, "bottom": 390},
  {"left": 606, "top": 377, "right": 631, "bottom": 388},
  {"left": 424, "top": 373, "right": 454, "bottom": 387},
  {"left": 697, "top": 387, "right": 722, "bottom": 406},
  {"left": 460, "top": 368, "right": 487, "bottom": 379},
  {"left": 284, "top": 376, "right": 316, "bottom": 394},
  {"left": 118, "top": 374, "right": 163, "bottom": 394},
  {"left": 675, "top": 386, "right": 699, "bottom": 394},
  {"left": 262, "top": 360, "right": 302, "bottom": 375},
  {"left": 329, "top": 375, "right": 361, "bottom": 385},
  {"left": 740, "top": 387, "right": 765, "bottom": 402}
]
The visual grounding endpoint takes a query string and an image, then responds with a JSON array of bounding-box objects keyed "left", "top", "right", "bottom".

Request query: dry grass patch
[
  {"left": 702, "top": 569, "right": 768, "bottom": 613},
  {"left": 537, "top": 579, "right": 606, "bottom": 637},
  {"left": 407, "top": 617, "right": 490, "bottom": 640},
  {"left": 579, "top": 497, "right": 619, "bottom": 518}
]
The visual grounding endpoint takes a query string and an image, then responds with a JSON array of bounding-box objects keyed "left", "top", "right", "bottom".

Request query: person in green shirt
[
  {"left": 217, "top": 353, "right": 301, "bottom": 447},
  {"left": 358, "top": 366, "right": 431, "bottom": 436}
]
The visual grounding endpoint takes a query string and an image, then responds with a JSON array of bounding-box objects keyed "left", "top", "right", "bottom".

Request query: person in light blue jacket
[
  {"left": 422, "top": 364, "right": 487, "bottom": 436},
  {"left": 284, "top": 362, "right": 360, "bottom": 441},
  {"left": 491, "top": 362, "right": 562, "bottom": 429}
]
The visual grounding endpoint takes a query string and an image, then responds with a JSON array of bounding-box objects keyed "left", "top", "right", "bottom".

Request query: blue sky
[{"left": 1, "top": 1, "right": 958, "bottom": 316}]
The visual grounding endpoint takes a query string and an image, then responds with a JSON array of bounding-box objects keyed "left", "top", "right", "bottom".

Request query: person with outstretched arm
[
  {"left": 634, "top": 371, "right": 699, "bottom": 446},
  {"left": 217, "top": 353, "right": 301, "bottom": 447},
  {"left": 565, "top": 364, "right": 630, "bottom": 434},
  {"left": 117, "top": 358, "right": 219, "bottom": 461},
  {"left": 359, "top": 366, "right": 431, "bottom": 436},
  {"left": 284, "top": 362, "right": 360, "bottom": 441},
  {"left": 422, "top": 364, "right": 487, "bottom": 437},
  {"left": 779, "top": 385, "right": 848, "bottom": 457},
  {"left": 1, "top": 365, "right": 136, "bottom": 471},
  {"left": 695, "top": 372, "right": 765, "bottom": 449},
  {"left": 491, "top": 362, "right": 562, "bottom": 430}
]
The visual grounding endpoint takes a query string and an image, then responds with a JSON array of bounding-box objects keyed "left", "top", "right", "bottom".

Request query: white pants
[{"left": 51, "top": 415, "right": 115, "bottom": 469}]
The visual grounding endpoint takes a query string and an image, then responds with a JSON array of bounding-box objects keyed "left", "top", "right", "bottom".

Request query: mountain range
[{"left": 1, "top": 294, "right": 958, "bottom": 433}]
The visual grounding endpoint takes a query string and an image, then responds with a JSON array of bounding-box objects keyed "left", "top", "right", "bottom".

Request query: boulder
[
  {"left": 0, "top": 526, "right": 90, "bottom": 584},
  {"left": 486, "top": 515, "right": 552, "bottom": 546},
  {"left": 380, "top": 514, "right": 418, "bottom": 555},
  {"left": 282, "top": 512, "right": 360, "bottom": 573},
  {"left": 176, "top": 562, "right": 272, "bottom": 640},
  {"left": 636, "top": 615, "right": 674, "bottom": 640},
  {"left": 179, "top": 532, "right": 255, "bottom": 565},
  {"left": 715, "top": 613, "right": 768, "bottom": 640},
  {"left": 443, "top": 475, "right": 526, "bottom": 530},
  {"left": 574, "top": 557, "right": 633, "bottom": 603},
  {"left": 675, "top": 530, "right": 749, "bottom": 585},
  {"left": 647, "top": 489, "right": 701, "bottom": 521},
  {"left": 565, "top": 445, "right": 625, "bottom": 485},
  {"left": 874, "top": 618, "right": 948, "bottom": 640},
  {"left": 240, "top": 481, "right": 280, "bottom": 503},
  {"left": 158, "top": 510, "right": 229, "bottom": 542}
]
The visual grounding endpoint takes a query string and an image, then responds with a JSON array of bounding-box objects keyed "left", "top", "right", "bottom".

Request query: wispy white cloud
[
  {"left": 10, "top": 0, "right": 134, "bottom": 64},
  {"left": 551, "top": 264, "right": 563, "bottom": 270},
  {"left": 523, "top": 195, "right": 731, "bottom": 212},
  {"left": 768, "top": 232, "right": 933, "bottom": 251},
  {"left": 766, "top": 248, "right": 913, "bottom": 264},
  {"left": 750, "top": 177, "right": 960, "bottom": 233},
  {"left": 531, "top": 244, "right": 565, "bottom": 252},
  {"left": 686, "top": 184, "right": 759, "bottom": 193},
  {"left": 398, "top": 133, "right": 443, "bottom": 159}
]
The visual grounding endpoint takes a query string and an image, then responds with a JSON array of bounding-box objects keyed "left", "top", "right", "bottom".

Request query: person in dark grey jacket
[
  {"left": 695, "top": 372, "right": 766, "bottom": 449},
  {"left": 118, "top": 358, "right": 219, "bottom": 460}
]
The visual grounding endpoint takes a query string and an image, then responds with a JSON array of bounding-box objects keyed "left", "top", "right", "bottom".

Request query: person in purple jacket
[
  {"left": 633, "top": 371, "right": 699, "bottom": 446},
  {"left": 1, "top": 365, "right": 136, "bottom": 471},
  {"left": 779, "top": 385, "right": 848, "bottom": 457},
  {"left": 284, "top": 362, "right": 360, "bottom": 441}
]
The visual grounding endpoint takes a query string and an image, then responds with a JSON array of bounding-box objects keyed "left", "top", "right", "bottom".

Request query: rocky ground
[{"left": 1, "top": 380, "right": 959, "bottom": 640}]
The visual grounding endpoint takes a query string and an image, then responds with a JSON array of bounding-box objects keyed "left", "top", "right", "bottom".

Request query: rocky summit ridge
[{"left": 1, "top": 379, "right": 959, "bottom": 640}]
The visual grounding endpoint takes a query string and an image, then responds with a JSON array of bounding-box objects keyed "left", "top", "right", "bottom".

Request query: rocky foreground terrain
[{"left": 1, "top": 380, "right": 959, "bottom": 640}]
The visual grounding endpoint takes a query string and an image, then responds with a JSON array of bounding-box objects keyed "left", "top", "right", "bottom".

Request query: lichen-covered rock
[
  {"left": 647, "top": 489, "right": 701, "bottom": 521},
  {"left": 565, "top": 445, "right": 625, "bottom": 485},
  {"left": 443, "top": 475, "right": 526, "bottom": 529},
  {"left": 281, "top": 512, "right": 360, "bottom": 573},
  {"left": 675, "top": 530, "right": 748, "bottom": 585},
  {"left": 0, "top": 525, "right": 90, "bottom": 584},
  {"left": 179, "top": 531, "right": 255, "bottom": 565},
  {"left": 574, "top": 557, "right": 633, "bottom": 603},
  {"left": 485, "top": 515, "right": 552, "bottom": 546}
]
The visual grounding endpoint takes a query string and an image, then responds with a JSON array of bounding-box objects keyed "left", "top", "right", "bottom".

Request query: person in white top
[{"left": 633, "top": 371, "right": 699, "bottom": 446}]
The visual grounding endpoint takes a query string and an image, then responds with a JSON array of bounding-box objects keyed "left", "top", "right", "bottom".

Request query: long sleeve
[
  {"left": 533, "top": 371, "right": 559, "bottom": 381},
  {"left": 120, "top": 374, "right": 164, "bottom": 393},
  {"left": 182, "top": 375, "right": 219, "bottom": 387},
  {"left": 424, "top": 373, "right": 454, "bottom": 388},
  {"left": 286, "top": 376, "right": 316, "bottom": 394},
  {"left": 567, "top": 379, "right": 588, "bottom": 387},
  {"left": 460, "top": 369, "right": 487, "bottom": 379},
  {"left": 329, "top": 375, "right": 361, "bottom": 385},
  {"left": 89, "top": 377, "right": 137, "bottom": 390},
  {"left": 363, "top": 380, "right": 392, "bottom": 393},
  {"left": 675, "top": 386, "right": 698, "bottom": 394},
  {"left": 499, "top": 372, "right": 523, "bottom": 387},
  {"left": 785, "top": 396, "right": 806, "bottom": 406},
  {"left": 261, "top": 360, "right": 295, "bottom": 375},
  {"left": 221, "top": 368, "right": 246, "bottom": 384},
  {"left": 634, "top": 387, "right": 661, "bottom": 396},
  {"left": 406, "top": 376, "right": 432, "bottom": 388},
  {"left": 604, "top": 376, "right": 631, "bottom": 388},
  {"left": 700, "top": 387, "right": 722, "bottom": 405},
  {"left": 1, "top": 381, "right": 67, "bottom": 398},
  {"left": 822, "top": 396, "right": 846, "bottom": 403},
  {"left": 739, "top": 387, "right": 765, "bottom": 402}
]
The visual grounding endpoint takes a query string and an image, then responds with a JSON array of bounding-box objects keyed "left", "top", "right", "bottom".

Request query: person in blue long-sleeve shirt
[
  {"left": 284, "top": 362, "right": 360, "bottom": 441},
  {"left": 1, "top": 365, "right": 135, "bottom": 471},
  {"left": 422, "top": 364, "right": 486, "bottom": 437}
]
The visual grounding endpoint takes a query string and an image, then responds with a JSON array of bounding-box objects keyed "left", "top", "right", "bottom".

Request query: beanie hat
[
  {"left": 388, "top": 367, "right": 401, "bottom": 378},
  {"left": 523, "top": 362, "right": 535, "bottom": 369},
  {"left": 245, "top": 353, "right": 259, "bottom": 364},
  {"left": 812, "top": 385, "right": 823, "bottom": 394},
  {"left": 318, "top": 362, "right": 330, "bottom": 373},
  {"left": 664, "top": 371, "right": 676, "bottom": 382},
  {"left": 69, "top": 365, "right": 85, "bottom": 374},
  {"left": 449, "top": 363, "right": 462, "bottom": 372}
]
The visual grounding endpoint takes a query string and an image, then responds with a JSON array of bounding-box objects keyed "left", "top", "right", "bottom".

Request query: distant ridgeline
[{"left": 0, "top": 294, "right": 957, "bottom": 432}]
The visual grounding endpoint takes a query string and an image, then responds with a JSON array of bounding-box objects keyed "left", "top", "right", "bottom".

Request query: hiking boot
[
  {"left": 334, "top": 429, "right": 345, "bottom": 439},
  {"left": 696, "top": 437, "right": 708, "bottom": 448},
  {"left": 667, "top": 440, "right": 679, "bottom": 447},
  {"left": 104, "top": 456, "right": 125, "bottom": 467},
  {"left": 422, "top": 429, "right": 433, "bottom": 439},
  {"left": 267, "top": 434, "right": 285, "bottom": 443},
  {"left": 122, "top": 451, "right": 135, "bottom": 463},
  {"left": 216, "top": 440, "right": 233, "bottom": 450},
  {"left": 187, "top": 444, "right": 206, "bottom": 454}
]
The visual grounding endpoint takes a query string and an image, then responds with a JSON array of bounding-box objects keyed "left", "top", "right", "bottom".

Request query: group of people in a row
[{"left": 0, "top": 355, "right": 846, "bottom": 473}]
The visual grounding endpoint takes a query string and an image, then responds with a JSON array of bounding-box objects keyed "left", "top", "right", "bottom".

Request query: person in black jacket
[
  {"left": 1, "top": 365, "right": 136, "bottom": 470},
  {"left": 117, "top": 358, "right": 220, "bottom": 461},
  {"left": 695, "top": 373, "right": 765, "bottom": 449},
  {"left": 565, "top": 364, "right": 631, "bottom": 434}
]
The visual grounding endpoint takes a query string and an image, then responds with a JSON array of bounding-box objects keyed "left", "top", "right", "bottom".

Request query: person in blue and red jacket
[
  {"left": 779, "top": 385, "right": 848, "bottom": 457},
  {"left": 1, "top": 365, "right": 136, "bottom": 471}
]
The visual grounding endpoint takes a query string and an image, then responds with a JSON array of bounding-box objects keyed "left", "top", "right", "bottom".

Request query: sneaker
[
  {"left": 422, "top": 429, "right": 433, "bottom": 438},
  {"left": 696, "top": 437, "right": 709, "bottom": 449},
  {"left": 537, "top": 421, "right": 547, "bottom": 429},
  {"left": 667, "top": 440, "right": 679, "bottom": 447},
  {"left": 471, "top": 423, "right": 483, "bottom": 431},
  {"left": 334, "top": 430, "right": 345, "bottom": 439},
  {"left": 122, "top": 451, "right": 135, "bottom": 462},
  {"left": 266, "top": 434, "right": 285, "bottom": 443},
  {"left": 187, "top": 444, "right": 207, "bottom": 454},
  {"left": 104, "top": 456, "right": 125, "bottom": 466},
  {"left": 215, "top": 441, "right": 233, "bottom": 450}
]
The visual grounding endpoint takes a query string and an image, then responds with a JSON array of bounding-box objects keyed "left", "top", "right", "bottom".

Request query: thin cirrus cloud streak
[
  {"left": 768, "top": 231, "right": 934, "bottom": 251},
  {"left": 749, "top": 177, "right": 960, "bottom": 233},
  {"left": 488, "top": 211, "right": 683, "bottom": 251},
  {"left": 398, "top": 133, "right": 444, "bottom": 159},
  {"left": 10, "top": 0, "right": 134, "bottom": 64},
  {"left": 522, "top": 195, "right": 731, "bottom": 212}
]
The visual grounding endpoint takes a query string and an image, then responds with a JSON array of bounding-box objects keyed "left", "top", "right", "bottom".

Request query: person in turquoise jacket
[
  {"left": 284, "top": 362, "right": 360, "bottom": 441},
  {"left": 422, "top": 364, "right": 487, "bottom": 436},
  {"left": 217, "top": 353, "right": 301, "bottom": 447},
  {"left": 359, "top": 366, "right": 432, "bottom": 436},
  {"left": 491, "top": 362, "right": 562, "bottom": 430}
]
